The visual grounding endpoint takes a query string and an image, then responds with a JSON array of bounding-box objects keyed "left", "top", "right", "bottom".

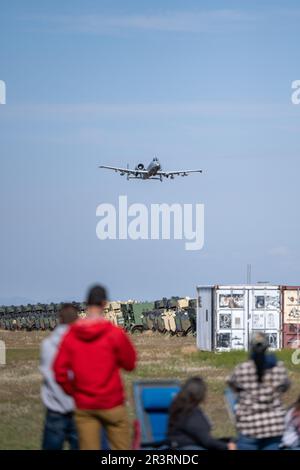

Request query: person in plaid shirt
[{"left": 227, "top": 332, "right": 290, "bottom": 450}]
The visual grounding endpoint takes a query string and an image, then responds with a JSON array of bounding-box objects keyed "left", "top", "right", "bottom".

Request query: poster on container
[
  {"left": 232, "top": 310, "right": 244, "bottom": 329},
  {"left": 252, "top": 312, "right": 265, "bottom": 329},
  {"left": 231, "top": 331, "right": 245, "bottom": 349},
  {"left": 266, "top": 311, "right": 279, "bottom": 329},
  {"left": 265, "top": 332, "right": 278, "bottom": 349},
  {"left": 216, "top": 332, "right": 231, "bottom": 349},
  {"left": 254, "top": 292, "right": 280, "bottom": 310},
  {"left": 219, "top": 293, "right": 244, "bottom": 309},
  {"left": 252, "top": 310, "right": 280, "bottom": 330},
  {"left": 219, "top": 313, "right": 231, "bottom": 329},
  {"left": 283, "top": 290, "right": 300, "bottom": 324},
  {"left": 217, "top": 312, "right": 244, "bottom": 330}
]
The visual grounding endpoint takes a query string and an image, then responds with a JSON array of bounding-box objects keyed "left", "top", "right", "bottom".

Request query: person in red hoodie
[{"left": 53, "top": 285, "right": 137, "bottom": 450}]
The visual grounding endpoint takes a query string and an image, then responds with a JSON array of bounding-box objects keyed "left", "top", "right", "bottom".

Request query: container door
[
  {"left": 249, "top": 287, "right": 281, "bottom": 350},
  {"left": 196, "top": 286, "right": 213, "bottom": 351},
  {"left": 282, "top": 288, "right": 300, "bottom": 348},
  {"left": 215, "top": 288, "right": 248, "bottom": 351}
]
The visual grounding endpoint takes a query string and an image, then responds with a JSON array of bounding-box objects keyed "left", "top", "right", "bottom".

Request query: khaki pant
[{"left": 75, "top": 405, "right": 131, "bottom": 450}]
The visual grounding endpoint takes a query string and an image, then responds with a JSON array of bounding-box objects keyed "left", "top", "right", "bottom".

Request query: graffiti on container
[
  {"left": 266, "top": 312, "right": 277, "bottom": 329},
  {"left": 219, "top": 313, "right": 231, "bottom": 329},
  {"left": 231, "top": 333, "right": 244, "bottom": 349},
  {"left": 288, "top": 307, "right": 300, "bottom": 320},
  {"left": 266, "top": 332, "right": 278, "bottom": 349},
  {"left": 216, "top": 332, "right": 231, "bottom": 348},
  {"left": 284, "top": 290, "right": 300, "bottom": 324},
  {"left": 219, "top": 294, "right": 244, "bottom": 309},
  {"left": 255, "top": 296, "right": 265, "bottom": 309},
  {"left": 254, "top": 294, "right": 279, "bottom": 310},
  {"left": 253, "top": 312, "right": 265, "bottom": 329}
]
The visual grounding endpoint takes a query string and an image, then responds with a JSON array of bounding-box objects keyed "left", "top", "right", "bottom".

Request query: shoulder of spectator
[{"left": 40, "top": 336, "right": 50, "bottom": 354}]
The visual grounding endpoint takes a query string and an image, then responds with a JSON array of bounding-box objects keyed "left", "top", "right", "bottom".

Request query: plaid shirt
[{"left": 227, "top": 360, "right": 289, "bottom": 438}]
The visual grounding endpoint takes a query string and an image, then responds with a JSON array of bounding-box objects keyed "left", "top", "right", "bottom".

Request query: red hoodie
[{"left": 53, "top": 318, "right": 137, "bottom": 410}]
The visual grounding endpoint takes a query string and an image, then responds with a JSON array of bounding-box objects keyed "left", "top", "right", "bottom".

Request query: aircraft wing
[
  {"left": 157, "top": 169, "right": 202, "bottom": 177},
  {"left": 99, "top": 165, "right": 148, "bottom": 175}
]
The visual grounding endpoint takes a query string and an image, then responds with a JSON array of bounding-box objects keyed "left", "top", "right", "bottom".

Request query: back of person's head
[
  {"left": 250, "top": 332, "right": 269, "bottom": 383},
  {"left": 86, "top": 285, "right": 108, "bottom": 308},
  {"left": 59, "top": 303, "right": 79, "bottom": 325},
  {"left": 250, "top": 332, "right": 269, "bottom": 354},
  {"left": 168, "top": 376, "right": 206, "bottom": 434}
]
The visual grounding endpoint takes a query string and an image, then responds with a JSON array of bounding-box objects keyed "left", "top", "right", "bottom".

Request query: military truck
[
  {"left": 166, "top": 297, "right": 179, "bottom": 309},
  {"left": 161, "top": 309, "right": 177, "bottom": 335},
  {"left": 121, "top": 301, "right": 154, "bottom": 333},
  {"left": 175, "top": 309, "right": 192, "bottom": 335},
  {"left": 0, "top": 306, "right": 5, "bottom": 329},
  {"left": 152, "top": 309, "right": 167, "bottom": 333},
  {"left": 142, "top": 309, "right": 158, "bottom": 331},
  {"left": 105, "top": 301, "right": 124, "bottom": 328},
  {"left": 154, "top": 298, "right": 168, "bottom": 310},
  {"left": 187, "top": 298, "right": 197, "bottom": 334}
]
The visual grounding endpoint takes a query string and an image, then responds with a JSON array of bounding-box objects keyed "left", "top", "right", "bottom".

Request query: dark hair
[
  {"left": 59, "top": 303, "right": 79, "bottom": 325},
  {"left": 250, "top": 333, "right": 269, "bottom": 383},
  {"left": 168, "top": 377, "right": 206, "bottom": 434},
  {"left": 86, "top": 285, "right": 108, "bottom": 306}
]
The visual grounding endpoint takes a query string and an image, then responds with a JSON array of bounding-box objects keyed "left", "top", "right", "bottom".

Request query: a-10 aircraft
[{"left": 99, "top": 157, "right": 202, "bottom": 181}]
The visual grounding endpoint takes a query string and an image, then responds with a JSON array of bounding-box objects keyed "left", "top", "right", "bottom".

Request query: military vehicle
[
  {"left": 187, "top": 299, "right": 197, "bottom": 334},
  {"left": 0, "top": 295, "right": 197, "bottom": 334},
  {"left": 121, "top": 301, "right": 154, "bottom": 333},
  {"left": 162, "top": 309, "right": 177, "bottom": 335},
  {"left": 153, "top": 309, "right": 167, "bottom": 333},
  {"left": 105, "top": 301, "right": 124, "bottom": 328}
]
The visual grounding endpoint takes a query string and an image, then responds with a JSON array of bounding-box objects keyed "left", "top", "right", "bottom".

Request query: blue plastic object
[{"left": 133, "top": 380, "right": 180, "bottom": 446}]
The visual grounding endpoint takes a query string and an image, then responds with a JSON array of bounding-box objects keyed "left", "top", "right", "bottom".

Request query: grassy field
[{"left": 0, "top": 330, "right": 300, "bottom": 449}]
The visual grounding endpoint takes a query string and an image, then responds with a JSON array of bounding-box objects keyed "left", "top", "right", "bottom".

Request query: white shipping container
[{"left": 197, "top": 285, "right": 282, "bottom": 351}]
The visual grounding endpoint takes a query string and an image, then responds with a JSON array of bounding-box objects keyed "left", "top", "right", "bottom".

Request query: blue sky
[{"left": 1, "top": 0, "right": 300, "bottom": 304}]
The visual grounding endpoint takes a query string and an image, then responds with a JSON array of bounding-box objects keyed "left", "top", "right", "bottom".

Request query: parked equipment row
[{"left": 0, "top": 297, "right": 197, "bottom": 336}]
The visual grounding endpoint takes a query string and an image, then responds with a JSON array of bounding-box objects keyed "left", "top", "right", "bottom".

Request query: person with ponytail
[
  {"left": 167, "top": 376, "right": 235, "bottom": 450},
  {"left": 227, "top": 332, "right": 290, "bottom": 450}
]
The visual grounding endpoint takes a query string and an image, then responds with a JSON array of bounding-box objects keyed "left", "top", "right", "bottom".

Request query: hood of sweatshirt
[{"left": 71, "top": 317, "right": 113, "bottom": 342}]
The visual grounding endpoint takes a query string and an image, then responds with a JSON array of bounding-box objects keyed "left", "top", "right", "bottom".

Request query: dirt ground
[{"left": 0, "top": 330, "right": 300, "bottom": 449}]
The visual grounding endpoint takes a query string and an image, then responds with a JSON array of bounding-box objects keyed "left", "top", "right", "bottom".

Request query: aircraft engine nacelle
[{"left": 135, "top": 163, "right": 144, "bottom": 170}]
